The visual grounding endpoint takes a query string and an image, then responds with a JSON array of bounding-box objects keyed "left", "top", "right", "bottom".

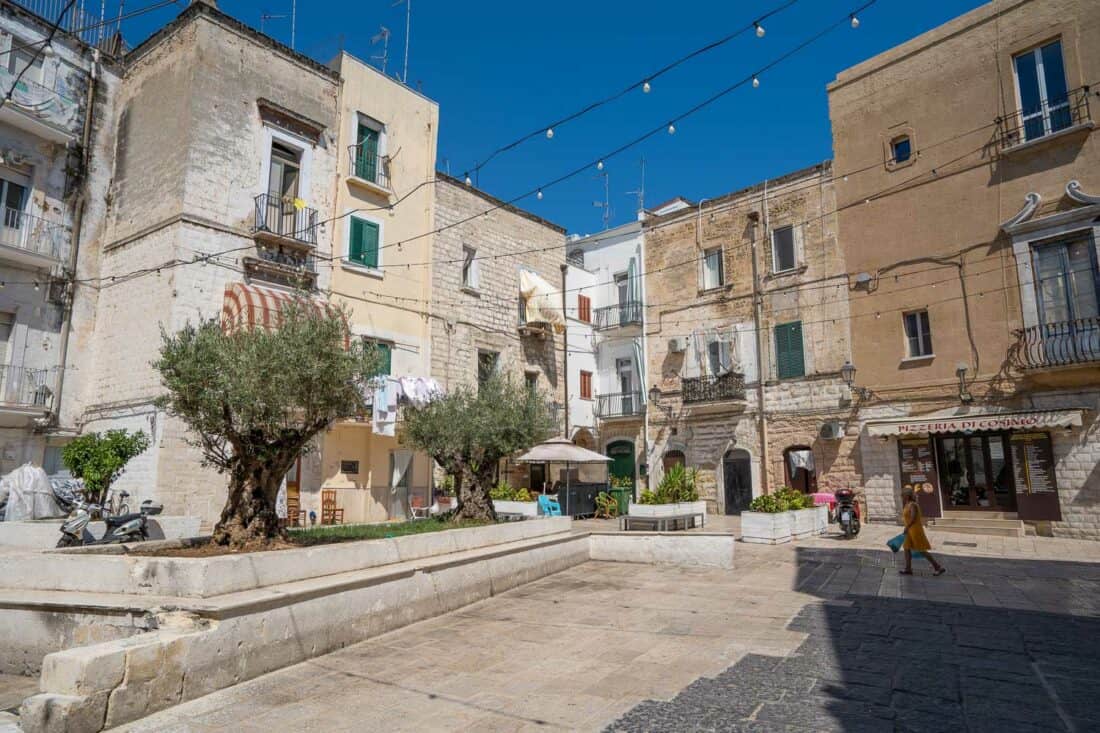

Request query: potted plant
[
  {"left": 490, "top": 482, "right": 539, "bottom": 518},
  {"left": 778, "top": 488, "right": 818, "bottom": 540},
  {"left": 741, "top": 493, "right": 792, "bottom": 544},
  {"left": 627, "top": 465, "right": 706, "bottom": 522},
  {"left": 436, "top": 474, "right": 456, "bottom": 511}
]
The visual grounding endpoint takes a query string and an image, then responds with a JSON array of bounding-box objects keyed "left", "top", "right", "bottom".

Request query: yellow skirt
[{"left": 904, "top": 522, "right": 931, "bottom": 552}]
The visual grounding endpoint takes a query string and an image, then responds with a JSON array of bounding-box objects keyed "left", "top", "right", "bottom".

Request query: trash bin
[{"left": 608, "top": 487, "right": 632, "bottom": 516}]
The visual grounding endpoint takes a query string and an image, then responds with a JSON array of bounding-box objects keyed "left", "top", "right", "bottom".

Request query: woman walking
[{"left": 900, "top": 488, "right": 946, "bottom": 576}]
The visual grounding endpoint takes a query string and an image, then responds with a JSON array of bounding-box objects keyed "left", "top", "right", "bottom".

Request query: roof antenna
[
  {"left": 371, "top": 26, "right": 391, "bottom": 74},
  {"left": 393, "top": 0, "right": 411, "bottom": 83},
  {"left": 625, "top": 156, "right": 646, "bottom": 219},
  {"left": 593, "top": 170, "right": 612, "bottom": 230}
]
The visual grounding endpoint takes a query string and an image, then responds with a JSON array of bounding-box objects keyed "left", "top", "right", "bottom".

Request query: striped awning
[{"left": 221, "top": 283, "right": 330, "bottom": 333}]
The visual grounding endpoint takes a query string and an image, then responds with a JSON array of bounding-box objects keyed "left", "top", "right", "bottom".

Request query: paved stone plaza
[{"left": 101, "top": 525, "right": 1100, "bottom": 732}]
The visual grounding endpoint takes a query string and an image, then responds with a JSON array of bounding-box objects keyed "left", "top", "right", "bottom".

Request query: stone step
[
  {"left": 927, "top": 520, "right": 1024, "bottom": 538},
  {"left": 941, "top": 510, "right": 1018, "bottom": 520},
  {"left": 933, "top": 516, "right": 1023, "bottom": 529}
]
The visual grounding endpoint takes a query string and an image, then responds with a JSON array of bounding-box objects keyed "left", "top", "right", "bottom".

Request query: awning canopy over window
[
  {"left": 519, "top": 269, "right": 565, "bottom": 329},
  {"left": 866, "top": 409, "right": 1084, "bottom": 437},
  {"left": 221, "top": 282, "right": 330, "bottom": 333}
]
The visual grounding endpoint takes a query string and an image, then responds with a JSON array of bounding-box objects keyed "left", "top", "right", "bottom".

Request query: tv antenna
[
  {"left": 593, "top": 170, "right": 612, "bottom": 230},
  {"left": 393, "top": 0, "right": 411, "bottom": 83},
  {"left": 371, "top": 26, "right": 391, "bottom": 74},
  {"left": 625, "top": 157, "right": 646, "bottom": 217},
  {"left": 260, "top": 2, "right": 297, "bottom": 49}
]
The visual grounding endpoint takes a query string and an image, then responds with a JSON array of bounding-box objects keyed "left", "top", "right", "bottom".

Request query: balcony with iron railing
[
  {"left": 593, "top": 301, "right": 643, "bottom": 330},
  {"left": 997, "top": 86, "right": 1093, "bottom": 152},
  {"left": 253, "top": 194, "right": 319, "bottom": 248},
  {"left": 242, "top": 244, "right": 318, "bottom": 288},
  {"left": 682, "top": 371, "right": 746, "bottom": 404},
  {"left": 0, "top": 65, "right": 82, "bottom": 143},
  {"left": 1014, "top": 316, "right": 1100, "bottom": 370},
  {"left": 347, "top": 145, "right": 391, "bottom": 192},
  {"left": 0, "top": 364, "right": 53, "bottom": 410},
  {"left": 0, "top": 207, "right": 66, "bottom": 266},
  {"left": 596, "top": 391, "right": 644, "bottom": 419}
]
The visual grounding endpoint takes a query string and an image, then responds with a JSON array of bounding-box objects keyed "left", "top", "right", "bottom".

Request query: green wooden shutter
[
  {"left": 348, "top": 218, "right": 379, "bottom": 268},
  {"left": 356, "top": 125, "right": 379, "bottom": 182},
  {"left": 775, "top": 321, "right": 805, "bottom": 379},
  {"left": 365, "top": 339, "right": 392, "bottom": 377},
  {"left": 349, "top": 217, "right": 365, "bottom": 264}
]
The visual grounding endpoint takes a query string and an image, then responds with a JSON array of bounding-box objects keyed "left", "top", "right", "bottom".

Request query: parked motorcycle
[
  {"left": 56, "top": 497, "right": 163, "bottom": 548},
  {"left": 834, "top": 488, "right": 861, "bottom": 538}
]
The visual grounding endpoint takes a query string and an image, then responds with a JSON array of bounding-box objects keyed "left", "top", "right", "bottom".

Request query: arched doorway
[
  {"left": 606, "top": 440, "right": 635, "bottom": 487},
  {"left": 572, "top": 428, "right": 596, "bottom": 451},
  {"left": 783, "top": 445, "right": 817, "bottom": 493},
  {"left": 663, "top": 449, "right": 685, "bottom": 472},
  {"left": 722, "top": 449, "right": 752, "bottom": 515}
]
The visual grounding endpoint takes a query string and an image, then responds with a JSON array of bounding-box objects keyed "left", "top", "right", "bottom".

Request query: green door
[{"left": 606, "top": 441, "right": 635, "bottom": 514}]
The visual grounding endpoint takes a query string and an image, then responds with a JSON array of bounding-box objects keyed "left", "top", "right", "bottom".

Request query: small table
[{"left": 618, "top": 513, "right": 699, "bottom": 532}]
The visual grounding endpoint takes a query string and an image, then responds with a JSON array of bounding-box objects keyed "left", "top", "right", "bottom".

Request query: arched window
[
  {"left": 663, "top": 450, "right": 686, "bottom": 472},
  {"left": 783, "top": 445, "right": 817, "bottom": 493}
]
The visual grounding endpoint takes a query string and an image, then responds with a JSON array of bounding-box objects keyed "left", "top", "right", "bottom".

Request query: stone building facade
[
  {"left": 431, "top": 174, "right": 566, "bottom": 488},
  {"left": 62, "top": 2, "right": 341, "bottom": 523},
  {"left": 644, "top": 163, "right": 852, "bottom": 513},
  {"left": 828, "top": 0, "right": 1100, "bottom": 537}
]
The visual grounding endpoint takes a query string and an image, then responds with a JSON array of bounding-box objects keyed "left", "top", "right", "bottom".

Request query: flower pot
[
  {"left": 493, "top": 500, "right": 539, "bottom": 518},
  {"left": 741, "top": 511, "right": 792, "bottom": 544},
  {"left": 790, "top": 508, "right": 817, "bottom": 539}
]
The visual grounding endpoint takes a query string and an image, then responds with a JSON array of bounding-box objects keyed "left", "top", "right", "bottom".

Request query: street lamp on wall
[
  {"left": 956, "top": 363, "right": 973, "bottom": 403},
  {"left": 840, "top": 360, "right": 870, "bottom": 401}
]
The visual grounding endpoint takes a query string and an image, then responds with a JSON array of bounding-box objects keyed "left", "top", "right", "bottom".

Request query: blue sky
[{"left": 118, "top": 0, "right": 988, "bottom": 235}]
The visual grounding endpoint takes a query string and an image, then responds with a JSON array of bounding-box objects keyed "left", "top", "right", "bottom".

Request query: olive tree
[
  {"left": 402, "top": 375, "right": 554, "bottom": 521},
  {"left": 154, "top": 300, "right": 382, "bottom": 547}
]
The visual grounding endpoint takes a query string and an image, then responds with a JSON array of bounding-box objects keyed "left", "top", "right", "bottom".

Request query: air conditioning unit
[
  {"left": 668, "top": 337, "right": 686, "bottom": 353},
  {"left": 819, "top": 420, "right": 844, "bottom": 440}
]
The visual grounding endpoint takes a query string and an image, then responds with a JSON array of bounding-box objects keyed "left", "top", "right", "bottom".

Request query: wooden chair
[
  {"left": 321, "top": 489, "right": 344, "bottom": 525},
  {"left": 285, "top": 496, "right": 300, "bottom": 528}
]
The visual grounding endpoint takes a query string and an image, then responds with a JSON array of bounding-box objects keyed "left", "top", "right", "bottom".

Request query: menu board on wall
[
  {"left": 1010, "top": 432, "right": 1062, "bottom": 521},
  {"left": 897, "top": 438, "right": 940, "bottom": 518}
]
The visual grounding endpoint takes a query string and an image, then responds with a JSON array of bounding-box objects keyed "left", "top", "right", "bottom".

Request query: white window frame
[
  {"left": 462, "top": 245, "right": 480, "bottom": 290},
  {"left": 1012, "top": 40, "right": 1069, "bottom": 141},
  {"left": 342, "top": 211, "right": 384, "bottom": 277},
  {"left": 771, "top": 225, "right": 799, "bottom": 274},
  {"left": 701, "top": 247, "right": 724, "bottom": 290},
  {"left": 350, "top": 112, "right": 388, "bottom": 184},
  {"left": 902, "top": 310, "right": 934, "bottom": 359},
  {"left": 6, "top": 36, "right": 44, "bottom": 85},
  {"left": 258, "top": 126, "right": 314, "bottom": 202}
]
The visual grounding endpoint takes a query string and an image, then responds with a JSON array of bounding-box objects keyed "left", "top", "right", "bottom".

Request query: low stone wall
[
  {"left": 0, "top": 516, "right": 202, "bottom": 549},
  {"left": 21, "top": 534, "right": 590, "bottom": 733},
  {"left": 3, "top": 517, "right": 573, "bottom": 598},
  {"left": 588, "top": 532, "right": 735, "bottom": 569}
]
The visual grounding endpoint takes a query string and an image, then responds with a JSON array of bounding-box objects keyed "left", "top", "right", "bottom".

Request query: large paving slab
[{"left": 106, "top": 527, "right": 1100, "bottom": 732}]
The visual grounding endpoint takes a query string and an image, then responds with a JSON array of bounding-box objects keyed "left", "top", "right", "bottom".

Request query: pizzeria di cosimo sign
[{"left": 866, "top": 410, "right": 1084, "bottom": 437}]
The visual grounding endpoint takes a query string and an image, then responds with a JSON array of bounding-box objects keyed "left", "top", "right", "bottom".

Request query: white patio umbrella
[{"left": 515, "top": 438, "right": 611, "bottom": 516}]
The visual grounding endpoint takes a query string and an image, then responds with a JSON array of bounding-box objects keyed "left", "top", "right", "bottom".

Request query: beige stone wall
[{"left": 431, "top": 176, "right": 566, "bottom": 413}]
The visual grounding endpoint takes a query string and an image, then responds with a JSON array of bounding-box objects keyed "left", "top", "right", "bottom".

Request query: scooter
[
  {"left": 834, "top": 488, "right": 861, "bottom": 538},
  {"left": 56, "top": 497, "right": 163, "bottom": 548}
]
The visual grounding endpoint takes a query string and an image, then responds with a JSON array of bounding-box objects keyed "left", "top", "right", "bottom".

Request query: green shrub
[
  {"left": 594, "top": 491, "right": 619, "bottom": 519},
  {"left": 654, "top": 463, "right": 699, "bottom": 504},
  {"left": 62, "top": 430, "right": 150, "bottom": 505},
  {"left": 513, "top": 487, "right": 534, "bottom": 502},
  {"left": 749, "top": 494, "right": 785, "bottom": 513},
  {"left": 775, "top": 487, "right": 813, "bottom": 510},
  {"left": 637, "top": 489, "right": 660, "bottom": 505},
  {"left": 609, "top": 475, "right": 634, "bottom": 490},
  {"left": 438, "top": 474, "right": 456, "bottom": 497},
  {"left": 489, "top": 483, "right": 535, "bottom": 502}
]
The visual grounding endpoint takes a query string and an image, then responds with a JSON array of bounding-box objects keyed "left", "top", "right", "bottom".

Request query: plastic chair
[{"left": 538, "top": 495, "right": 562, "bottom": 517}]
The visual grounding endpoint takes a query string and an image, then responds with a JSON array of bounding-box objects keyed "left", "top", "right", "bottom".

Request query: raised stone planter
[
  {"left": 0, "top": 516, "right": 202, "bottom": 548},
  {"left": 492, "top": 500, "right": 538, "bottom": 518},
  {"left": 588, "top": 532, "right": 734, "bottom": 569},
  {"left": 790, "top": 508, "right": 818, "bottom": 539},
  {"left": 740, "top": 511, "right": 791, "bottom": 544},
  {"left": 813, "top": 504, "right": 829, "bottom": 535},
  {"left": 628, "top": 500, "right": 707, "bottom": 524}
]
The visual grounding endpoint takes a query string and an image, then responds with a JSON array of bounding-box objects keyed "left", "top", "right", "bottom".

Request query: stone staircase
[{"left": 927, "top": 511, "right": 1027, "bottom": 537}]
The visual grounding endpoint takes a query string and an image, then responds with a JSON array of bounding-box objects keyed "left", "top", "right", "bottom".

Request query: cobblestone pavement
[{"left": 109, "top": 532, "right": 1100, "bottom": 732}]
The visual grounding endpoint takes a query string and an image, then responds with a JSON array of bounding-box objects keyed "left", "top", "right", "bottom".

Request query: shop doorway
[
  {"left": 722, "top": 449, "right": 752, "bottom": 515},
  {"left": 607, "top": 440, "right": 635, "bottom": 486},
  {"left": 783, "top": 446, "right": 817, "bottom": 493},
  {"left": 934, "top": 433, "right": 1016, "bottom": 511}
]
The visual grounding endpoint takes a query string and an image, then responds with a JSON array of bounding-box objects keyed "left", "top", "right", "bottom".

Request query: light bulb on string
[
  {"left": 667, "top": 123, "right": 676, "bottom": 135},
  {"left": 546, "top": 127, "right": 554, "bottom": 140},
  {"left": 850, "top": 14, "right": 860, "bottom": 29},
  {"left": 33, "top": 282, "right": 40, "bottom": 291},
  {"left": 536, "top": 189, "right": 544, "bottom": 200},
  {"left": 464, "top": 172, "right": 472, "bottom": 186},
  {"left": 752, "top": 76, "right": 760, "bottom": 89},
  {"left": 596, "top": 160, "right": 604, "bottom": 171},
  {"left": 754, "top": 22, "right": 765, "bottom": 38},
  {"left": 642, "top": 80, "right": 651, "bottom": 94}
]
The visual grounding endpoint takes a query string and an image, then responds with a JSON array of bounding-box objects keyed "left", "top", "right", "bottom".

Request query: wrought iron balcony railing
[
  {"left": 0, "top": 208, "right": 65, "bottom": 260},
  {"left": 593, "top": 301, "right": 642, "bottom": 330},
  {"left": 997, "top": 86, "right": 1092, "bottom": 150},
  {"left": 1015, "top": 317, "right": 1100, "bottom": 369},
  {"left": 596, "top": 391, "right": 644, "bottom": 418},
  {"left": 0, "top": 365, "right": 53, "bottom": 408},
  {"left": 253, "top": 194, "right": 318, "bottom": 246},
  {"left": 682, "top": 371, "right": 746, "bottom": 403},
  {"left": 348, "top": 146, "right": 391, "bottom": 189}
]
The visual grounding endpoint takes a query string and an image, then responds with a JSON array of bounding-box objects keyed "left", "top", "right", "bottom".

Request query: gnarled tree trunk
[
  {"left": 211, "top": 456, "right": 288, "bottom": 548},
  {"left": 453, "top": 464, "right": 497, "bottom": 522}
]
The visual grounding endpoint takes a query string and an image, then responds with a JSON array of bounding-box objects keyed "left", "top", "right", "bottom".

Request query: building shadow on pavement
[{"left": 605, "top": 545, "right": 1100, "bottom": 732}]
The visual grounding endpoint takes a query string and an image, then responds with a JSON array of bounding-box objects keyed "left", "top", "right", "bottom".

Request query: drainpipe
[
  {"left": 560, "top": 263, "right": 569, "bottom": 439},
  {"left": 52, "top": 48, "right": 100, "bottom": 434},
  {"left": 754, "top": 180, "right": 770, "bottom": 494},
  {"left": 638, "top": 229, "right": 648, "bottom": 498}
]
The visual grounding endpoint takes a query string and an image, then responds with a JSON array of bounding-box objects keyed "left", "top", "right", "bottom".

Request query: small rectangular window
[
  {"left": 891, "top": 136, "right": 911, "bottom": 164},
  {"left": 0, "top": 312, "right": 14, "bottom": 343},
  {"left": 348, "top": 217, "right": 380, "bottom": 269},
  {"left": 702, "top": 247, "right": 724, "bottom": 290},
  {"left": 580, "top": 370, "right": 593, "bottom": 400},
  {"left": 363, "top": 337, "right": 393, "bottom": 376},
  {"left": 903, "top": 311, "right": 934, "bottom": 358},
  {"left": 525, "top": 371, "right": 538, "bottom": 393},
  {"left": 462, "top": 246, "right": 479, "bottom": 289},
  {"left": 477, "top": 350, "right": 498, "bottom": 387},
  {"left": 775, "top": 321, "right": 805, "bottom": 379},
  {"left": 7, "top": 40, "right": 43, "bottom": 84},
  {"left": 340, "top": 460, "right": 360, "bottom": 475},
  {"left": 577, "top": 294, "right": 591, "bottom": 323},
  {"left": 772, "top": 226, "right": 797, "bottom": 273},
  {"left": 1013, "top": 39, "right": 1070, "bottom": 142}
]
